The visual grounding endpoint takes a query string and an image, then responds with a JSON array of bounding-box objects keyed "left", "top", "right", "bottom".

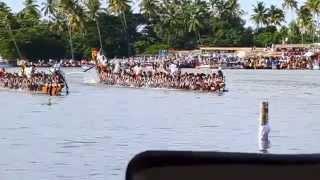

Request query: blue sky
[{"left": 5, "top": 0, "right": 306, "bottom": 27}]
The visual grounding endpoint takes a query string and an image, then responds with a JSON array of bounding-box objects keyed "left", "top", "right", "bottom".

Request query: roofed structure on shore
[
  {"left": 273, "top": 43, "right": 320, "bottom": 49},
  {"left": 199, "top": 47, "right": 265, "bottom": 57},
  {"left": 199, "top": 47, "right": 265, "bottom": 51},
  {"left": 169, "top": 44, "right": 320, "bottom": 58},
  {"left": 169, "top": 49, "right": 201, "bottom": 56},
  {"left": 259, "top": 51, "right": 283, "bottom": 57}
]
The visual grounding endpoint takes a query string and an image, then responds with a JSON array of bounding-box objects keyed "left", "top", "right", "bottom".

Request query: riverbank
[{"left": 1, "top": 69, "right": 320, "bottom": 180}]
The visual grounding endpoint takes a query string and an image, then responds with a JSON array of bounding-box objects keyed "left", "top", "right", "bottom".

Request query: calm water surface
[{"left": 1, "top": 69, "right": 320, "bottom": 180}]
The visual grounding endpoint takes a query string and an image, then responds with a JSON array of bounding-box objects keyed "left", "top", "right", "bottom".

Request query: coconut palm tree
[
  {"left": 282, "top": 0, "right": 298, "bottom": 11},
  {"left": 48, "top": 14, "right": 67, "bottom": 33},
  {"left": 305, "top": 0, "right": 320, "bottom": 16},
  {"left": 56, "top": 0, "right": 86, "bottom": 60},
  {"left": 208, "top": 0, "right": 242, "bottom": 18},
  {"left": 0, "top": 2, "right": 12, "bottom": 23},
  {"left": 19, "top": 0, "right": 41, "bottom": 25},
  {"left": 251, "top": 2, "right": 268, "bottom": 29},
  {"left": 108, "top": 0, "right": 131, "bottom": 30},
  {"left": 0, "top": 2, "right": 22, "bottom": 59},
  {"left": 282, "top": 0, "right": 298, "bottom": 43},
  {"left": 208, "top": 0, "right": 224, "bottom": 17},
  {"left": 41, "top": 0, "right": 57, "bottom": 20},
  {"left": 108, "top": 0, "right": 131, "bottom": 56},
  {"left": 21, "top": 0, "right": 41, "bottom": 17},
  {"left": 282, "top": 0, "right": 298, "bottom": 23},
  {"left": 84, "top": 0, "right": 103, "bottom": 51},
  {"left": 140, "top": 0, "right": 159, "bottom": 21},
  {"left": 185, "top": 0, "right": 207, "bottom": 45},
  {"left": 58, "top": 0, "right": 85, "bottom": 33},
  {"left": 305, "top": 0, "right": 320, "bottom": 42},
  {"left": 267, "top": 5, "right": 285, "bottom": 28},
  {"left": 298, "top": 5, "right": 313, "bottom": 44},
  {"left": 223, "top": 0, "right": 243, "bottom": 17},
  {"left": 155, "top": 1, "right": 184, "bottom": 45}
]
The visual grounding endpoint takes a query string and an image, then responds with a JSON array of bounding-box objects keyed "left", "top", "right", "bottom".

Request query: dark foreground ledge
[{"left": 126, "top": 151, "right": 320, "bottom": 180}]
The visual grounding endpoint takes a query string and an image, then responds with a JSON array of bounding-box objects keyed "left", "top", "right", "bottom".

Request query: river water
[{"left": 1, "top": 69, "right": 320, "bottom": 180}]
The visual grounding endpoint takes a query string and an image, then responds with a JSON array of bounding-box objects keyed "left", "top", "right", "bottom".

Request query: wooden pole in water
[
  {"left": 260, "top": 101, "right": 269, "bottom": 126},
  {"left": 259, "top": 101, "right": 270, "bottom": 152}
]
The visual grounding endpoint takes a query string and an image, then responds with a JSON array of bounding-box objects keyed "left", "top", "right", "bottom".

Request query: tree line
[{"left": 0, "top": 0, "right": 319, "bottom": 60}]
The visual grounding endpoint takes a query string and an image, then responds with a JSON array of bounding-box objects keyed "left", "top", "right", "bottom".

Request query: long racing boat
[
  {"left": 0, "top": 65, "right": 69, "bottom": 96},
  {"left": 92, "top": 52, "right": 226, "bottom": 93}
]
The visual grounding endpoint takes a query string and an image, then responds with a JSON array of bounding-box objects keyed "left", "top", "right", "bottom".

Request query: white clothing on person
[
  {"left": 53, "top": 63, "right": 61, "bottom": 71},
  {"left": 259, "top": 124, "right": 271, "bottom": 151},
  {"left": 97, "top": 52, "right": 108, "bottom": 65},
  {"left": 25, "top": 67, "right": 33, "bottom": 78},
  {"left": 49, "top": 63, "right": 61, "bottom": 74},
  {"left": 157, "top": 63, "right": 169, "bottom": 74},
  {"left": 133, "top": 65, "right": 142, "bottom": 75},
  {"left": 259, "top": 124, "right": 270, "bottom": 141},
  {"left": 169, "top": 63, "right": 178, "bottom": 75},
  {"left": 113, "top": 62, "right": 120, "bottom": 73}
]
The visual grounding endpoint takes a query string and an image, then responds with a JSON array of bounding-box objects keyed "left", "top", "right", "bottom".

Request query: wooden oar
[
  {"left": 83, "top": 65, "right": 96, "bottom": 72},
  {"left": 54, "top": 70, "right": 69, "bottom": 95},
  {"left": 59, "top": 72, "right": 69, "bottom": 95}
]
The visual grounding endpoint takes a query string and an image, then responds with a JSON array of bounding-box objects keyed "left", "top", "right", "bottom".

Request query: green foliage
[
  {"left": 145, "top": 43, "right": 169, "bottom": 55},
  {"left": 0, "top": 24, "right": 67, "bottom": 60},
  {"left": 268, "top": 5, "right": 285, "bottom": 26},
  {"left": 1, "top": 0, "right": 320, "bottom": 60},
  {"left": 255, "top": 32, "right": 276, "bottom": 47},
  {"left": 0, "top": 38, "right": 17, "bottom": 60},
  {"left": 134, "top": 40, "right": 150, "bottom": 54},
  {"left": 204, "top": 16, "right": 248, "bottom": 47},
  {"left": 251, "top": 1, "right": 269, "bottom": 28}
]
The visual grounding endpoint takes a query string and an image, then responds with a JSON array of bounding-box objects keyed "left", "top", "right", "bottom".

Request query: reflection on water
[{"left": 1, "top": 69, "right": 320, "bottom": 180}]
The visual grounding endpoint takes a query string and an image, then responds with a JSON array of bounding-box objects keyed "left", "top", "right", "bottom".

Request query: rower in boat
[
  {"left": 217, "top": 67, "right": 224, "bottom": 80},
  {"left": 49, "top": 62, "right": 69, "bottom": 95},
  {"left": 90, "top": 48, "right": 227, "bottom": 93},
  {"left": 0, "top": 67, "right": 5, "bottom": 76},
  {"left": 0, "top": 62, "right": 68, "bottom": 96}
]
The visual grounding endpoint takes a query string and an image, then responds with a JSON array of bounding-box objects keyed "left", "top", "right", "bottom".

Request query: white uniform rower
[
  {"left": 25, "top": 66, "right": 33, "bottom": 78},
  {"left": 169, "top": 63, "right": 178, "bottom": 75},
  {"left": 49, "top": 63, "right": 61, "bottom": 74},
  {"left": 113, "top": 61, "right": 120, "bottom": 73},
  {"left": 96, "top": 50, "right": 108, "bottom": 66},
  {"left": 157, "top": 62, "right": 168, "bottom": 74},
  {"left": 53, "top": 63, "right": 61, "bottom": 71},
  {"left": 133, "top": 64, "right": 142, "bottom": 75}
]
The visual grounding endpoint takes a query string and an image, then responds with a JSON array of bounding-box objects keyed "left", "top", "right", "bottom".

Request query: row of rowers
[
  {"left": 0, "top": 67, "right": 65, "bottom": 96},
  {"left": 97, "top": 62, "right": 226, "bottom": 92}
]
